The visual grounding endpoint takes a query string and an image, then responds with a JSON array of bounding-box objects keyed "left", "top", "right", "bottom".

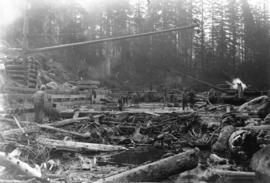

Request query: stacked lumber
[{"left": 5, "top": 57, "right": 39, "bottom": 88}]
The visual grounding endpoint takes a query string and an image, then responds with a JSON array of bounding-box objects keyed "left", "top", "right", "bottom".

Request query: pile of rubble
[{"left": 0, "top": 94, "right": 269, "bottom": 182}]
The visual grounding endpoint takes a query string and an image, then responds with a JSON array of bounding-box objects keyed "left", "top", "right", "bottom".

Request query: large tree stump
[{"left": 93, "top": 148, "right": 199, "bottom": 183}]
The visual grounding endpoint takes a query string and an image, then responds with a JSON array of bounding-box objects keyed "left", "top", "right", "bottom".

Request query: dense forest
[{"left": 2, "top": 0, "right": 270, "bottom": 90}]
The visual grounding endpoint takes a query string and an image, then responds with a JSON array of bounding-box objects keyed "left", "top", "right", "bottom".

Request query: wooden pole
[
  {"left": 22, "top": 0, "right": 29, "bottom": 51},
  {"left": 23, "top": 24, "right": 197, "bottom": 53}
]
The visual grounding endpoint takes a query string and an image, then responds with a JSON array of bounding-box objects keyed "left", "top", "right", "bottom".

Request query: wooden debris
[
  {"left": 228, "top": 130, "right": 259, "bottom": 160},
  {"left": 239, "top": 125, "right": 270, "bottom": 132},
  {"left": 45, "top": 116, "right": 89, "bottom": 127},
  {"left": 13, "top": 116, "right": 28, "bottom": 136},
  {"left": 93, "top": 148, "right": 199, "bottom": 183},
  {"left": 73, "top": 110, "right": 80, "bottom": 119},
  {"left": 0, "top": 151, "right": 42, "bottom": 177},
  {"left": 38, "top": 124, "right": 90, "bottom": 138},
  {"left": 0, "top": 178, "right": 36, "bottom": 183},
  {"left": 251, "top": 145, "right": 270, "bottom": 183},
  {"left": 2, "top": 125, "right": 39, "bottom": 140},
  {"left": 212, "top": 125, "right": 235, "bottom": 152},
  {"left": 206, "top": 169, "right": 255, "bottom": 178},
  {"left": 36, "top": 137, "right": 127, "bottom": 152},
  {"left": 239, "top": 96, "right": 268, "bottom": 112}
]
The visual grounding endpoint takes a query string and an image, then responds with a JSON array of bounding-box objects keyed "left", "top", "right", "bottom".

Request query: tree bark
[
  {"left": 44, "top": 117, "right": 89, "bottom": 127},
  {"left": 93, "top": 148, "right": 199, "bottom": 183},
  {"left": 36, "top": 137, "right": 127, "bottom": 152},
  {"left": 0, "top": 151, "right": 42, "bottom": 177},
  {"left": 212, "top": 125, "right": 235, "bottom": 152},
  {"left": 39, "top": 124, "right": 90, "bottom": 138}
]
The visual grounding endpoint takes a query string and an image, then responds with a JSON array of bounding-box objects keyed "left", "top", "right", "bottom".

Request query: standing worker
[
  {"left": 33, "top": 85, "right": 48, "bottom": 123},
  {"left": 118, "top": 97, "right": 124, "bottom": 111},
  {"left": 237, "top": 83, "right": 244, "bottom": 99},
  {"left": 182, "top": 89, "right": 188, "bottom": 111},
  {"left": 188, "top": 89, "right": 196, "bottom": 109},
  {"left": 163, "top": 87, "right": 167, "bottom": 106}
]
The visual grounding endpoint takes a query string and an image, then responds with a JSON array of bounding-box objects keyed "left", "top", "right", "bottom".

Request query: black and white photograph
[{"left": 0, "top": 0, "right": 269, "bottom": 182}]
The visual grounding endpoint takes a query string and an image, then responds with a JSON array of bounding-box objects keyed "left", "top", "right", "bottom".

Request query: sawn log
[
  {"left": 93, "top": 148, "right": 199, "bottom": 183},
  {"left": 0, "top": 151, "right": 42, "bottom": 178},
  {"left": 36, "top": 137, "right": 127, "bottom": 152},
  {"left": 43, "top": 116, "right": 89, "bottom": 127}
]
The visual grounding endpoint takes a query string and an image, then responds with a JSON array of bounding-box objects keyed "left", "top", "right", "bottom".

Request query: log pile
[
  {"left": 5, "top": 57, "right": 39, "bottom": 88},
  {"left": 0, "top": 94, "right": 269, "bottom": 182},
  {"left": 0, "top": 110, "right": 201, "bottom": 182}
]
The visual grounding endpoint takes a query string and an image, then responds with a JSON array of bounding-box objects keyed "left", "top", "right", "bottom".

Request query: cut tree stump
[
  {"left": 36, "top": 137, "right": 127, "bottom": 152},
  {"left": 93, "top": 148, "right": 199, "bottom": 183}
]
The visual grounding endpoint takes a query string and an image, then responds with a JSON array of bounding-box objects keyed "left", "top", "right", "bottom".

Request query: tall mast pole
[{"left": 22, "top": 0, "right": 29, "bottom": 51}]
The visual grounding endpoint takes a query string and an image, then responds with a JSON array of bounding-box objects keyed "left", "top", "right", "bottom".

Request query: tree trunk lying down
[
  {"left": 2, "top": 125, "right": 39, "bottom": 140},
  {"left": 44, "top": 116, "right": 89, "bottom": 127},
  {"left": 251, "top": 145, "right": 270, "bottom": 183},
  {"left": 208, "top": 169, "right": 255, "bottom": 177},
  {"left": 239, "top": 125, "right": 270, "bottom": 132},
  {"left": 93, "top": 148, "right": 199, "bottom": 183},
  {"left": 36, "top": 137, "right": 127, "bottom": 152},
  {"left": 212, "top": 125, "right": 235, "bottom": 152},
  {"left": 39, "top": 124, "right": 90, "bottom": 138},
  {"left": 0, "top": 151, "right": 42, "bottom": 178}
]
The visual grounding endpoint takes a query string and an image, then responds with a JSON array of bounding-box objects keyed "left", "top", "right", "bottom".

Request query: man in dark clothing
[
  {"left": 33, "top": 85, "right": 48, "bottom": 123},
  {"left": 188, "top": 90, "right": 196, "bottom": 109},
  {"left": 118, "top": 97, "right": 124, "bottom": 111},
  {"left": 182, "top": 90, "right": 188, "bottom": 111},
  {"left": 237, "top": 83, "right": 244, "bottom": 99},
  {"left": 208, "top": 88, "right": 217, "bottom": 104}
]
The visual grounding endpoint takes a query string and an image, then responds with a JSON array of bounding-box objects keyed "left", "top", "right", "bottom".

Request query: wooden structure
[{"left": 5, "top": 57, "right": 39, "bottom": 88}]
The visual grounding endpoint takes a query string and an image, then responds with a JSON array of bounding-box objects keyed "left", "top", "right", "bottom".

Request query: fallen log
[
  {"left": 39, "top": 124, "right": 91, "bottom": 138},
  {"left": 251, "top": 145, "right": 270, "bottom": 183},
  {"left": 212, "top": 125, "right": 235, "bottom": 152},
  {"left": 0, "top": 178, "right": 36, "bottom": 183},
  {"left": 36, "top": 137, "right": 127, "bottom": 152},
  {"left": 239, "top": 125, "right": 270, "bottom": 132},
  {"left": 44, "top": 116, "right": 89, "bottom": 127},
  {"left": 239, "top": 95, "right": 268, "bottom": 112},
  {"left": 204, "top": 169, "right": 255, "bottom": 181},
  {"left": 211, "top": 169, "right": 255, "bottom": 177},
  {"left": 59, "top": 110, "right": 191, "bottom": 118},
  {"left": 0, "top": 151, "right": 42, "bottom": 177},
  {"left": 2, "top": 125, "right": 39, "bottom": 140},
  {"left": 93, "top": 148, "right": 199, "bottom": 183}
]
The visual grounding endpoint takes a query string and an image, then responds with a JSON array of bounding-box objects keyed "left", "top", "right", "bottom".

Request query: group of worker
[
  {"left": 181, "top": 89, "right": 196, "bottom": 111},
  {"left": 116, "top": 88, "right": 197, "bottom": 111},
  {"left": 32, "top": 82, "right": 246, "bottom": 122}
]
